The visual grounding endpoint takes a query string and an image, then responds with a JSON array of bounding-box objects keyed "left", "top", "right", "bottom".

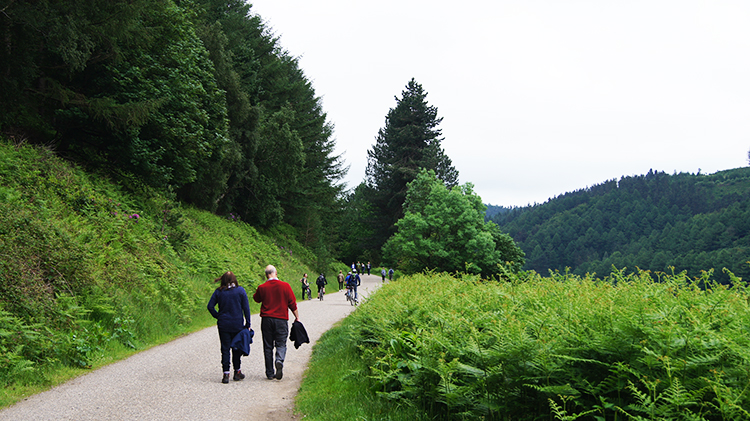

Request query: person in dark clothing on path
[
  {"left": 316, "top": 273, "right": 327, "bottom": 300},
  {"left": 367, "top": 262, "right": 371, "bottom": 275},
  {"left": 381, "top": 268, "right": 387, "bottom": 282},
  {"left": 207, "top": 271, "right": 252, "bottom": 383},
  {"left": 253, "top": 265, "right": 299, "bottom": 380}
]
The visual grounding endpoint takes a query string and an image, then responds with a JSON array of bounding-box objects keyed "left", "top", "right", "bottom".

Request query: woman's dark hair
[{"left": 215, "top": 271, "right": 238, "bottom": 291}]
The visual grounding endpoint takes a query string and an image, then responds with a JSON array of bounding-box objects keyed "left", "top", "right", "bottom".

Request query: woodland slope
[{"left": 491, "top": 168, "right": 750, "bottom": 283}]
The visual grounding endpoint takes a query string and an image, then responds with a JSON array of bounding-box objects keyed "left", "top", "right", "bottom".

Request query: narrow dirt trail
[{"left": 0, "top": 273, "right": 384, "bottom": 421}]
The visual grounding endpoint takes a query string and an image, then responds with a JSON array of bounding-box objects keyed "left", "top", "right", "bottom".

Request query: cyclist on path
[{"left": 348, "top": 270, "right": 361, "bottom": 301}]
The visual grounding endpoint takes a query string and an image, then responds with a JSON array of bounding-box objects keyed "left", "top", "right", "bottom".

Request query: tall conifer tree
[{"left": 365, "top": 79, "right": 458, "bottom": 252}]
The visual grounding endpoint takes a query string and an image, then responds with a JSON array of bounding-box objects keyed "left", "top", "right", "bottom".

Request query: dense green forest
[
  {"left": 0, "top": 0, "right": 526, "bottom": 275},
  {"left": 0, "top": 0, "right": 344, "bottom": 263},
  {"left": 490, "top": 168, "right": 750, "bottom": 283},
  {"left": 484, "top": 204, "right": 513, "bottom": 221}
]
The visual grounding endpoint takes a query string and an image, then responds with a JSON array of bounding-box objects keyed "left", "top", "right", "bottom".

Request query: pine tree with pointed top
[{"left": 365, "top": 78, "right": 458, "bottom": 251}]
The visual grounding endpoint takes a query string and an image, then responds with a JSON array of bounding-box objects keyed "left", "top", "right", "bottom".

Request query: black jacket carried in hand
[{"left": 289, "top": 320, "right": 310, "bottom": 349}]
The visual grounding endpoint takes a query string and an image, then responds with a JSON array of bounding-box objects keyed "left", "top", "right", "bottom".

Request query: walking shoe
[
  {"left": 222, "top": 373, "right": 230, "bottom": 384},
  {"left": 233, "top": 370, "right": 245, "bottom": 381},
  {"left": 274, "top": 361, "right": 284, "bottom": 380}
]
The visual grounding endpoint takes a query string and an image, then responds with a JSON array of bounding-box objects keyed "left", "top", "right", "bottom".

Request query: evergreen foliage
[
  {"left": 382, "top": 169, "right": 524, "bottom": 276},
  {"left": 0, "top": 0, "right": 345, "bottom": 253},
  {"left": 363, "top": 79, "right": 459, "bottom": 255},
  {"left": 491, "top": 169, "right": 750, "bottom": 283},
  {"left": 337, "top": 182, "right": 380, "bottom": 265},
  {"left": 484, "top": 204, "right": 514, "bottom": 221}
]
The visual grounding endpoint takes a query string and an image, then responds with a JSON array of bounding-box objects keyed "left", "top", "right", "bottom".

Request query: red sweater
[{"left": 253, "top": 278, "right": 297, "bottom": 319}]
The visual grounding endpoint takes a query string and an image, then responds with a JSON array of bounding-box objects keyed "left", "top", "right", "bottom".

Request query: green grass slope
[{"left": 0, "top": 139, "right": 336, "bottom": 406}]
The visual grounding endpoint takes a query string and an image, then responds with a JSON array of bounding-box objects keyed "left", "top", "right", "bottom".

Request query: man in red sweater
[{"left": 253, "top": 265, "right": 299, "bottom": 380}]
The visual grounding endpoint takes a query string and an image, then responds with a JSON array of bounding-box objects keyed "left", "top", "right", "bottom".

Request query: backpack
[{"left": 316, "top": 275, "right": 326, "bottom": 286}]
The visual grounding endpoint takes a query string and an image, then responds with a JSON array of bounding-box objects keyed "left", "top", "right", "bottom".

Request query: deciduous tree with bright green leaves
[{"left": 382, "top": 169, "right": 524, "bottom": 277}]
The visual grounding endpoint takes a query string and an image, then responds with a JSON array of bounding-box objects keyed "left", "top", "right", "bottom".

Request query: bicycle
[
  {"left": 318, "top": 286, "right": 325, "bottom": 301},
  {"left": 345, "top": 286, "right": 358, "bottom": 306}
]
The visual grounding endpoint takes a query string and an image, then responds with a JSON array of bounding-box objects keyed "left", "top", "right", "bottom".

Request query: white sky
[{"left": 249, "top": 0, "right": 750, "bottom": 207}]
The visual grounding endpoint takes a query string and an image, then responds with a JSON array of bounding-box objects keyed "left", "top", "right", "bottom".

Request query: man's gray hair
[{"left": 265, "top": 265, "right": 277, "bottom": 277}]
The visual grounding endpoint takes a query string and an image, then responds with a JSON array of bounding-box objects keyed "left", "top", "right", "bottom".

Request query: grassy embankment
[
  {"left": 297, "top": 270, "right": 750, "bottom": 420},
  {"left": 0, "top": 139, "right": 343, "bottom": 407}
]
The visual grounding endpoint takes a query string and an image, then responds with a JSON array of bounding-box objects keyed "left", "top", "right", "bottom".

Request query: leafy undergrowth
[
  {"left": 296, "top": 319, "right": 430, "bottom": 421},
  {"left": 298, "top": 270, "right": 750, "bottom": 420},
  {"left": 0, "top": 140, "right": 327, "bottom": 406}
]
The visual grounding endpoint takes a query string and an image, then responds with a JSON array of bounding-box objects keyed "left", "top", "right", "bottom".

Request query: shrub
[{"left": 345, "top": 270, "right": 750, "bottom": 420}]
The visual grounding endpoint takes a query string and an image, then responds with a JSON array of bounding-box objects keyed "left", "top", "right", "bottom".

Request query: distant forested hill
[
  {"left": 484, "top": 204, "right": 514, "bottom": 221},
  {"left": 490, "top": 168, "right": 750, "bottom": 283}
]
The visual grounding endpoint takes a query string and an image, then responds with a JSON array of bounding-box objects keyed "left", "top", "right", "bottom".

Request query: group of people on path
[
  {"left": 207, "top": 263, "right": 394, "bottom": 384},
  {"left": 352, "top": 261, "right": 371, "bottom": 275},
  {"left": 207, "top": 265, "right": 303, "bottom": 383}
]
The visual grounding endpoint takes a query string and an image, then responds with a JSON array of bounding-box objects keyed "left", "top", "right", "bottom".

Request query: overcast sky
[{"left": 249, "top": 0, "right": 750, "bottom": 207}]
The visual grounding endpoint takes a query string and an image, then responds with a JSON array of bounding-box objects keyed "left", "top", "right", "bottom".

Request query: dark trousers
[
  {"left": 218, "top": 328, "right": 242, "bottom": 372},
  {"left": 260, "top": 317, "right": 288, "bottom": 378}
]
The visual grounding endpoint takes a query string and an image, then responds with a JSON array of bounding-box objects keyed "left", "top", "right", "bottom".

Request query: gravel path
[{"left": 0, "top": 274, "right": 384, "bottom": 421}]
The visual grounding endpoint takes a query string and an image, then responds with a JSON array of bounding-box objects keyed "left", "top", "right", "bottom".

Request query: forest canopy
[{"left": 0, "top": 0, "right": 345, "bottom": 256}]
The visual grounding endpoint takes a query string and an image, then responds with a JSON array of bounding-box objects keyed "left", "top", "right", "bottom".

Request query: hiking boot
[
  {"left": 233, "top": 370, "right": 245, "bottom": 381},
  {"left": 222, "top": 373, "right": 230, "bottom": 384},
  {"left": 274, "top": 361, "right": 283, "bottom": 380}
]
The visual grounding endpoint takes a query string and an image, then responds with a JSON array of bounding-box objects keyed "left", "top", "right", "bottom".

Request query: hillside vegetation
[
  {"left": 0, "top": 139, "right": 331, "bottom": 406},
  {"left": 0, "top": 0, "right": 344, "bottom": 262},
  {"left": 297, "top": 271, "right": 750, "bottom": 421},
  {"left": 491, "top": 169, "right": 750, "bottom": 282}
]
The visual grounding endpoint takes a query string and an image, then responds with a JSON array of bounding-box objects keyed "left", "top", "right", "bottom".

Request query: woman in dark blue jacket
[{"left": 208, "top": 271, "right": 251, "bottom": 383}]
